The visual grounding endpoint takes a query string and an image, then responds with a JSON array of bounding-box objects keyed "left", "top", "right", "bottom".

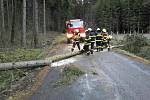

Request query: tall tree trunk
[
  {"left": 127, "top": 0, "right": 130, "bottom": 33},
  {"left": 33, "top": 0, "right": 38, "bottom": 48},
  {"left": 10, "top": 0, "right": 15, "bottom": 45},
  {"left": 22, "top": 0, "right": 27, "bottom": 48},
  {"left": 43, "top": 0, "right": 46, "bottom": 37},
  {"left": 1, "top": 0, "right": 5, "bottom": 41},
  {"left": 6, "top": 0, "right": 10, "bottom": 30},
  {"left": 137, "top": 9, "right": 140, "bottom": 33}
]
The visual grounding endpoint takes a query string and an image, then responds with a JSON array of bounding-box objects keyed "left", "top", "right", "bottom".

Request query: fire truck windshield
[{"left": 69, "top": 21, "right": 83, "bottom": 28}]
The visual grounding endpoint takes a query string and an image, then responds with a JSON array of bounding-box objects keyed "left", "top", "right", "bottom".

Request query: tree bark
[
  {"left": 43, "top": 0, "right": 46, "bottom": 37},
  {"left": 10, "top": 0, "right": 15, "bottom": 45},
  {"left": 0, "top": 50, "right": 82, "bottom": 70},
  {"left": 1, "top": 0, "right": 5, "bottom": 40},
  {"left": 0, "top": 60, "right": 52, "bottom": 70},
  {"left": 6, "top": 0, "right": 10, "bottom": 30},
  {"left": 22, "top": 0, "right": 27, "bottom": 48},
  {"left": 33, "top": 0, "right": 38, "bottom": 48}
]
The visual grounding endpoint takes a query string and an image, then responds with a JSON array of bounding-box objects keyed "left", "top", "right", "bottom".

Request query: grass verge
[
  {"left": 0, "top": 49, "right": 44, "bottom": 99},
  {"left": 113, "top": 34, "right": 150, "bottom": 61},
  {"left": 0, "top": 33, "right": 67, "bottom": 99},
  {"left": 113, "top": 48, "right": 150, "bottom": 65}
]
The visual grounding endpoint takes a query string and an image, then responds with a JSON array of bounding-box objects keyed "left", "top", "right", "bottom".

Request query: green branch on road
[{"left": 53, "top": 66, "right": 85, "bottom": 87}]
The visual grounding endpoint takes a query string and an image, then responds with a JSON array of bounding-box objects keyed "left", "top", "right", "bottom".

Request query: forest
[
  {"left": 0, "top": 1, "right": 150, "bottom": 99},
  {"left": 0, "top": 0, "right": 150, "bottom": 48}
]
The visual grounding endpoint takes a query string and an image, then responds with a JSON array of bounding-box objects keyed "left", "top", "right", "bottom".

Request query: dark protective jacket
[
  {"left": 84, "top": 37, "right": 91, "bottom": 45},
  {"left": 96, "top": 33, "right": 103, "bottom": 41},
  {"left": 89, "top": 31, "right": 96, "bottom": 42}
]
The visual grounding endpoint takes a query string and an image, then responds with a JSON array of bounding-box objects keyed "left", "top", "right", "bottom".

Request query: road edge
[{"left": 112, "top": 48, "right": 150, "bottom": 65}]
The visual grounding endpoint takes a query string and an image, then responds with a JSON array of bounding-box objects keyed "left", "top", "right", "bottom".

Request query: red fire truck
[{"left": 65, "top": 19, "right": 86, "bottom": 43}]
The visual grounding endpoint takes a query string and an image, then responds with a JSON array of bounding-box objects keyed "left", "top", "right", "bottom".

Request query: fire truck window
[{"left": 67, "top": 23, "right": 73, "bottom": 28}]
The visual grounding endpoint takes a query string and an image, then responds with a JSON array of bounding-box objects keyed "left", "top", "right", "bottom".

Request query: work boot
[
  {"left": 96, "top": 48, "right": 99, "bottom": 52},
  {"left": 90, "top": 49, "right": 93, "bottom": 54},
  {"left": 71, "top": 48, "right": 74, "bottom": 52},
  {"left": 87, "top": 51, "right": 90, "bottom": 56}
]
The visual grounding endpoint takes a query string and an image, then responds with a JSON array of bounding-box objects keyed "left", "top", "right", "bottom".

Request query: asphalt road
[{"left": 29, "top": 49, "right": 150, "bottom": 100}]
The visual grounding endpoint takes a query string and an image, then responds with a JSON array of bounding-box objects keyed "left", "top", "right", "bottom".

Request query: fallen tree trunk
[
  {"left": 111, "top": 45, "right": 124, "bottom": 48},
  {"left": 47, "top": 51, "right": 82, "bottom": 62},
  {"left": 0, "top": 60, "right": 52, "bottom": 70},
  {"left": 0, "top": 46, "right": 123, "bottom": 71},
  {"left": 0, "top": 51, "right": 81, "bottom": 71}
]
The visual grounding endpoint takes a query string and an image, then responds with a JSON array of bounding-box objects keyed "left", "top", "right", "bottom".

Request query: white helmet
[
  {"left": 88, "top": 28, "right": 92, "bottom": 31},
  {"left": 97, "top": 28, "right": 100, "bottom": 31},
  {"left": 102, "top": 28, "right": 107, "bottom": 33}
]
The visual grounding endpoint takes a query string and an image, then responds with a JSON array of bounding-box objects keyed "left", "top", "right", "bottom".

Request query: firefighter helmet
[
  {"left": 88, "top": 28, "right": 92, "bottom": 31},
  {"left": 97, "top": 28, "right": 100, "bottom": 31},
  {"left": 102, "top": 28, "right": 107, "bottom": 33}
]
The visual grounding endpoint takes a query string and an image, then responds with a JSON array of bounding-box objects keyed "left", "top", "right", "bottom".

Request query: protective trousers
[
  {"left": 72, "top": 41, "right": 80, "bottom": 51},
  {"left": 90, "top": 41, "right": 94, "bottom": 50},
  {"left": 96, "top": 40, "right": 103, "bottom": 51},
  {"left": 83, "top": 44, "right": 90, "bottom": 52},
  {"left": 89, "top": 36, "right": 96, "bottom": 50}
]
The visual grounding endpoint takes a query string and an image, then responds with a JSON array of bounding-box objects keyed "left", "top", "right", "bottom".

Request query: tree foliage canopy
[{"left": 94, "top": 0, "right": 150, "bottom": 33}]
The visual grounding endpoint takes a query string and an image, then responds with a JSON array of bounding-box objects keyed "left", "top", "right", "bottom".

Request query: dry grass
[{"left": 0, "top": 32, "right": 66, "bottom": 99}]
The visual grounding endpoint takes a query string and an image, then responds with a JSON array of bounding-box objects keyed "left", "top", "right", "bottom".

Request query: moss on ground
[
  {"left": 0, "top": 33, "right": 67, "bottom": 99},
  {"left": 53, "top": 66, "right": 85, "bottom": 87},
  {"left": 0, "top": 49, "right": 42, "bottom": 63},
  {"left": 0, "top": 49, "right": 44, "bottom": 99}
]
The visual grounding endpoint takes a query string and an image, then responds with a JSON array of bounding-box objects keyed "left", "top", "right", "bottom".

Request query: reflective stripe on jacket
[{"left": 84, "top": 38, "right": 91, "bottom": 45}]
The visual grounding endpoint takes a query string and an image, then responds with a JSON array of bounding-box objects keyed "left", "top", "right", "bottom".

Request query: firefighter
[
  {"left": 107, "top": 35, "right": 112, "bottom": 51},
  {"left": 96, "top": 31, "right": 104, "bottom": 52},
  {"left": 82, "top": 34, "right": 93, "bottom": 55},
  {"left": 86, "top": 28, "right": 92, "bottom": 36},
  {"left": 96, "top": 28, "right": 101, "bottom": 35},
  {"left": 101, "top": 28, "right": 108, "bottom": 48},
  {"left": 89, "top": 29, "right": 96, "bottom": 50},
  {"left": 101, "top": 28, "right": 112, "bottom": 51},
  {"left": 71, "top": 29, "right": 81, "bottom": 52}
]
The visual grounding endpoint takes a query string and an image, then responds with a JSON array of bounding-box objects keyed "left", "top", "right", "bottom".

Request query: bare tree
[
  {"left": 1, "top": 0, "right": 5, "bottom": 39},
  {"left": 33, "top": 0, "right": 39, "bottom": 48},
  {"left": 22, "top": 0, "right": 27, "bottom": 48},
  {"left": 43, "top": 0, "right": 46, "bottom": 37},
  {"left": 10, "top": 0, "right": 15, "bottom": 44},
  {"left": 6, "top": 0, "right": 10, "bottom": 30}
]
